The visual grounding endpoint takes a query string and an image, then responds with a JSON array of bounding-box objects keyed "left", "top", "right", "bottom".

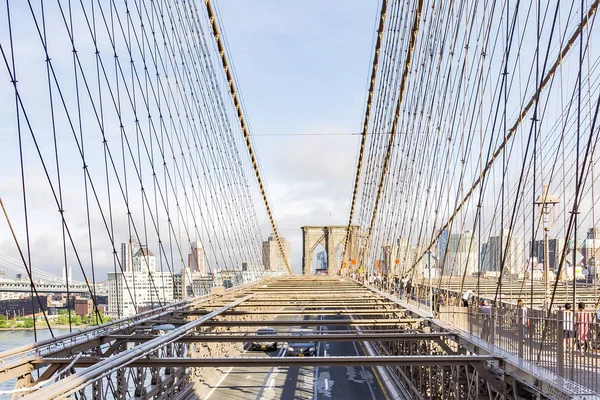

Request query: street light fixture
[{"left": 535, "top": 184, "right": 560, "bottom": 300}]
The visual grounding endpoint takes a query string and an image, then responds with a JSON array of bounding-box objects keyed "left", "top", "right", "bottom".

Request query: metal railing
[{"left": 363, "top": 278, "right": 600, "bottom": 392}]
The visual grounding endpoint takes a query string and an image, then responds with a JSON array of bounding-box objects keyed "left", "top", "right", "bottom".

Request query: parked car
[
  {"left": 248, "top": 328, "right": 278, "bottom": 351},
  {"left": 286, "top": 328, "right": 316, "bottom": 357}
]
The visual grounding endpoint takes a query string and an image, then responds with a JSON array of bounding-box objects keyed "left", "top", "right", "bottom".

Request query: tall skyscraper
[
  {"left": 486, "top": 230, "right": 524, "bottom": 275},
  {"left": 584, "top": 227, "right": 600, "bottom": 265},
  {"left": 120, "top": 243, "right": 132, "bottom": 272},
  {"left": 441, "top": 231, "right": 478, "bottom": 276},
  {"left": 187, "top": 242, "right": 208, "bottom": 275},
  {"left": 120, "top": 236, "right": 141, "bottom": 272},
  {"left": 530, "top": 238, "right": 565, "bottom": 272},
  {"left": 316, "top": 251, "right": 327, "bottom": 270},
  {"left": 437, "top": 230, "right": 449, "bottom": 267},
  {"left": 262, "top": 234, "right": 291, "bottom": 271}
]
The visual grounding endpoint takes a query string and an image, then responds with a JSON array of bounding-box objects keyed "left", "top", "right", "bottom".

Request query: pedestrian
[
  {"left": 515, "top": 299, "right": 528, "bottom": 336},
  {"left": 461, "top": 290, "right": 473, "bottom": 307},
  {"left": 541, "top": 298, "right": 550, "bottom": 313},
  {"left": 576, "top": 302, "right": 591, "bottom": 355},
  {"left": 480, "top": 299, "right": 492, "bottom": 341},
  {"left": 563, "top": 303, "right": 574, "bottom": 352}
]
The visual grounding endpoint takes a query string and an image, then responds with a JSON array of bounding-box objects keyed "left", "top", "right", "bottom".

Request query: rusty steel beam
[
  {"left": 184, "top": 309, "right": 405, "bottom": 316},
  {"left": 139, "top": 318, "right": 419, "bottom": 327},
  {"left": 211, "top": 300, "right": 397, "bottom": 306},
  {"left": 104, "top": 332, "right": 454, "bottom": 343},
  {"left": 38, "top": 355, "right": 498, "bottom": 368},
  {"left": 203, "top": 318, "right": 419, "bottom": 326}
]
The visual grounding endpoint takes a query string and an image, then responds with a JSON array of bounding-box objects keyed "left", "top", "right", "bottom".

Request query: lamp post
[
  {"left": 428, "top": 251, "right": 438, "bottom": 316},
  {"left": 535, "top": 184, "right": 559, "bottom": 300}
]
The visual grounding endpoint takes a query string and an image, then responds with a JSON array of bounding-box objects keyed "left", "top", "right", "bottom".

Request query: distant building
[
  {"left": 187, "top": 242, "right": 208, "bottom": 275},
  {"left": 584, "top": 227, "right": 600, "bottom": 266},
  {"left": 441, "top": 231, "right": 478, "bottom": 276},
  {"left": 174, "top": 271, "right": 213, "bottom": 299},
  {"left": 0, "top": 296, "right": 48, "bottom": 318},
  {"left": 316, "top": 251, "right": 327, "bottom": 270},
  {"left": 120, "top": 243, "right": 132, "bottom": 272},
  {"left": 132, "top": 245, "right": 155, "bottom": 273},
  {"left": 262, "top": 234, "right": 291, "bottom": 271},
  {"left": 437, "top": 230, "right": 449, "bottom": 267},
  {"left": 385, "top": 239, "right": 425, "bottom": 277},
  {"left": 480, "top": 242, "right": 489, "bottom": 272},
  {"left": 530, "top": 238, "right": 565, "bottom": 273},
  {"left": 241, "top": 263, "right": 265, "bottom": 284},
  {"left": 108, "top": 244, "right": 174, "bottom": 318},
  {"left": 382, "top": 243, "right": 396, "bottom": 276},
  {"left": 120, "top": 236, "right": 141, "bottom": 272},
  {"left": 74, "top": 298, "right": 93, "bottom": 317},
  {"left": 485, "top": 230, "right": 524, "bottom": 276}
]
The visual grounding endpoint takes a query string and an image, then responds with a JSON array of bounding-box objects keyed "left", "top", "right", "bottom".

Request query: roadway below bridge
[{"left": 205, "top": 307, "right": 389, "bottom": 400}]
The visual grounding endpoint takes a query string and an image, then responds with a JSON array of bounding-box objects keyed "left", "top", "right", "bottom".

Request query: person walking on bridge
[
  {"left": 480, "top": 300, "right": 492, "bottom": 341},
  {"left": 461, "top": 290, "right": 473, "bottom": 307},
  {"left": 576, "top": 302, "right": 591, "bottom": 355}
]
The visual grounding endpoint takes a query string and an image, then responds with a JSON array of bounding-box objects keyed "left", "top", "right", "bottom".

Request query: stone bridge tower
[{"left": 301, "top": 225, "right": 359, "bottom": 275}]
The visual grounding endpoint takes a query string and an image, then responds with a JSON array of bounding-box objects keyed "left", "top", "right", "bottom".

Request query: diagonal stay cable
[{"left": 201, "top": 0, "right": 290, "bottom": 274}]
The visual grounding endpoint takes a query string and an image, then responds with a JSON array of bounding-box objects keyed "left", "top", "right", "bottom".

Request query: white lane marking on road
[
  {"left": 316, "top": 371, "right": 334, "bottom": 398},
  {"left": 205, "top": 345, "right": 251, "bottom": 399},
  {"left": 314, "top": 313, "right": 323, "bottom": 400},
  {"left": 352, "top": 338, "right": 377, "bottom": 400},
  {"left": 256, "top": 343, "right": 287, "bottom": 399}
]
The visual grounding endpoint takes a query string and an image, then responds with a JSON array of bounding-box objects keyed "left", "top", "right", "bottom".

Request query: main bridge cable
[
  {"left": 202, "top": 0, "right": 290, "bottom": 274},
  {"left": 360, "top": 0, "right": 425, "bottom": 271},
  {"left": 342, "top": 0, "right": 389, "bottom": 273},
  {"left": 408, "top": 0, "right": 600, "bottom": 272}
]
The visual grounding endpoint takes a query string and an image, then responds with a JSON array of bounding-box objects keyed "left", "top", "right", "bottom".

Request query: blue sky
[{"left": 212, "top": 0, "right": 381, "bottom": 272}]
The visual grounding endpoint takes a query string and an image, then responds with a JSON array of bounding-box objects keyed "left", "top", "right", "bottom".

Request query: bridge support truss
[{"left": 0, "top": 278, "right": 597, "bottom": 399}]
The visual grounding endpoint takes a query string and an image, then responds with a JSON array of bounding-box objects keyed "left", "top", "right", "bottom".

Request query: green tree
[
  {"left": 0, "top": 315, "right": 7, "bottom": 328},
  {"left": 23, "top": 317, "right": 34, "bottom": 329},
  {"left": 56, "top": 314, "right": 69, "bottom": 326}
]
